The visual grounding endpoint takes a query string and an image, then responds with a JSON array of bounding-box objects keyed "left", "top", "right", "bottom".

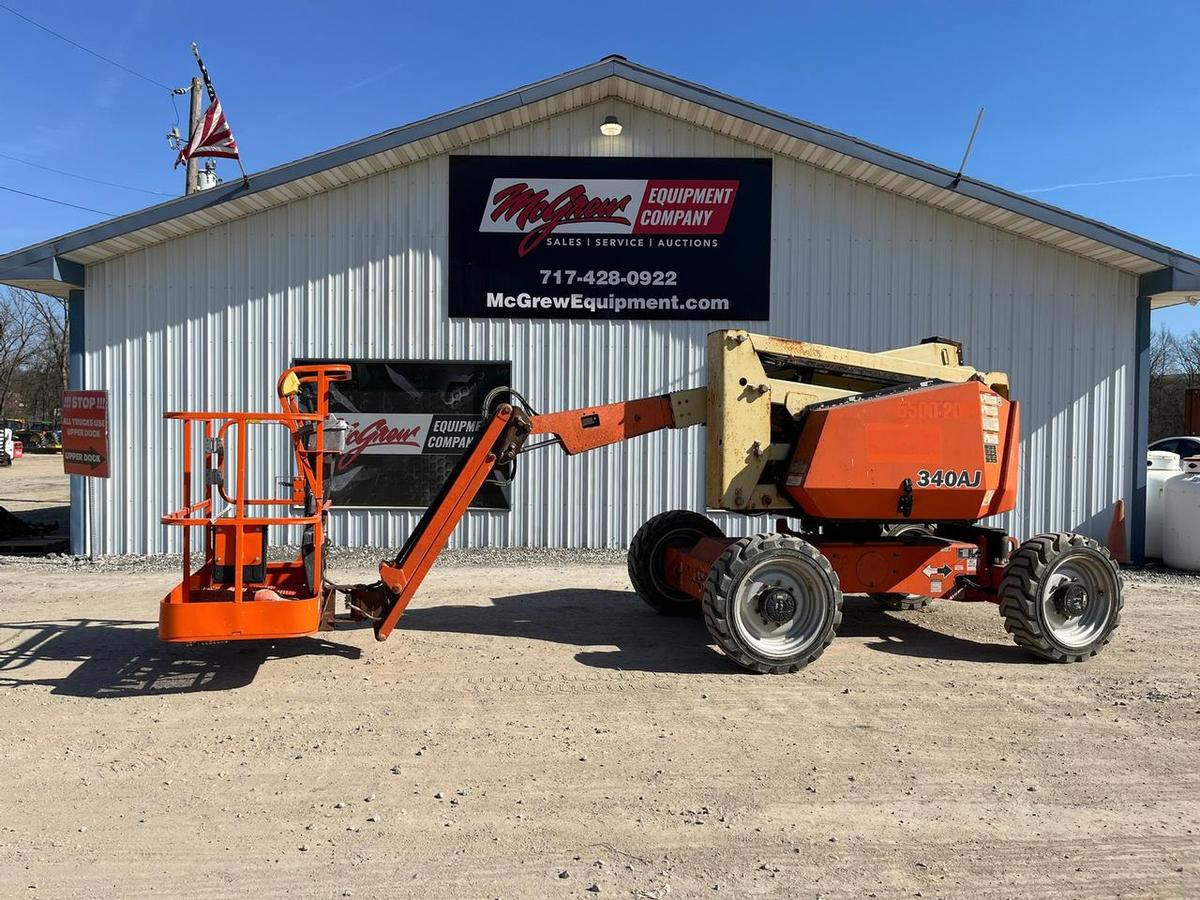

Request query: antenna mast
[{"left": 951, "top": 108, "right": 985, "bottom": 188}]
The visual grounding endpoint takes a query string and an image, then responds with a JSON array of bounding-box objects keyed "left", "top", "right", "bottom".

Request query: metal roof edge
[
  {"left": 2, "top": 53, "right": 1199, "bottom": 282},
  {"left": 1139, "top": 266, "right": 1200, "bottom": 298},
  {"left": 0, "top": 254, "right": 82, "bottom": 285},
  {"left": 0, "top": 254, "right": 84, "bottom": 297}
]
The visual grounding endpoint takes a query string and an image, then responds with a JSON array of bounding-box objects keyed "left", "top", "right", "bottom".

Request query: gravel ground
[
  {"left": 5, "top": 537, "right": 1199, "bottom": 586},
  {"left": 4, "top": 456, "right": 1200, "bottom": 897},
  {"left": 0, "top": 544, "right": 630, "bottom": 573},
  {"left": 1, "top": 554, "right": 1199, "bottom": 898}
]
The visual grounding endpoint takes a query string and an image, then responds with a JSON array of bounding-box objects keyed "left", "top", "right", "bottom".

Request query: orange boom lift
[{"left": 160, "top": 331, "right": 1123, "bottom": 672}]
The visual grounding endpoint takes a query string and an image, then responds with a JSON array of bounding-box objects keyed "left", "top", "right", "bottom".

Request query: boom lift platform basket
[{"left": 159, "top": 364, "right": 350, "bottom": 641}]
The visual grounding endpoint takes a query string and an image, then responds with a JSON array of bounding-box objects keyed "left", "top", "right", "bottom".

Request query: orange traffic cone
[{"left": 1105, "top": 499, "right": 1129, "bottom": 564}]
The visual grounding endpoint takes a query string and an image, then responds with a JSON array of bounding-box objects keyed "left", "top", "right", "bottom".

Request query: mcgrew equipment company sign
[
  {"left": 295, "top": 359, "right": 511, "bottom": 510},
  {"left": 449, "top": 156, "right": 771, "bottom": 320}
]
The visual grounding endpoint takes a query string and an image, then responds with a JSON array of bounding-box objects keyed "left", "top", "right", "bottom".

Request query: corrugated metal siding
[{"left": 82, "top": 99, "right": 1137, "bottom": 554}]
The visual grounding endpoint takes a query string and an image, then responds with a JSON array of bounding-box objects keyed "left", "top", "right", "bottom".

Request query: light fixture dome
[{"left": 600, "top": 115, "right": 623, "bottom": 136}]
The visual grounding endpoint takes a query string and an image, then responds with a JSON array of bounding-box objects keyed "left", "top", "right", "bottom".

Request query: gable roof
[{"left": 4, "top": 55, "right": 1200, "bottom": 301}]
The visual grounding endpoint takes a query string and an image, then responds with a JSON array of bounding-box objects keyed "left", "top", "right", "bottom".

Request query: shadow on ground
[
  {"left": 398, "top": 589, "right": 1027, "bottom": 673},
  {"left": 0, "top": 619, "right": 360, "bottom": 698},
  {"left": 0, "top": 594, "right": 1024, "bottom": 696},
  {"left": 402, "top": 589, "right": 731, "bottom": 675},
  {"left": 836, "top": 596, "right": 1027, "bottom": 664},
  {"left": 0, "top": 502, "right": 70, "bottom": 531}
]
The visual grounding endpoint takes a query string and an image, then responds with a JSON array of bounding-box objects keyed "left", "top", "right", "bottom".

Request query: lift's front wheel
[
  {"left": 702, "top": 534, "right": 842, "bottom": 673},
  {"left": 998, "top": 532, "right": 1122, "bottom": 662},
  {"left": 627, "top": 510, "right": 725, "bottom": 615}
]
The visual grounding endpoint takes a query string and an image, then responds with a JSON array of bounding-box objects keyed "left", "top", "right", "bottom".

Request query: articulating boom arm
[
  {"left": 529, "top": 394, "right": 682, "bottom": 454},
  {"left": 345, "top": 391, "right": 696, "bottom": 639}
]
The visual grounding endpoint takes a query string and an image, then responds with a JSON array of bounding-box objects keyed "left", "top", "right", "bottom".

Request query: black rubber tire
[
  {"left": 998, "top": 532, "right": 1123, "bottom": 662},
  {"left": 871, "top": 524, "right": 936, "bottom": 610},
  {"left": 702, "top": 533, "right": 842, "bottom": 674},
  {"left": 627, "top": 510, "right": 725, "bottom": 615}
]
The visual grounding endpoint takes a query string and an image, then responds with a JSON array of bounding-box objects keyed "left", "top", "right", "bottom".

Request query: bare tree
[
  {"left": 1150, "top": 326, "right": 1178, "bottom": 380},
  {"left": 23, "top": 290, "right": 67, "bottom": 419},
  {"left": 1148, "top": 326, "right": 1191, "bottom": 439},
  {"left": 0, "top": 287, "right": 69, "bottom": 425},
  {"left": 1175, "top": 330, "right": 1200, "bottom": 387},
  {"left": 0, "top": 289, "right": 39, "bottom": 418}
]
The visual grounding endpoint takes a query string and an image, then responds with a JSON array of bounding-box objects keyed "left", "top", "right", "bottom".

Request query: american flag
[{"left": 174, "top": 97, "right": 239, "bottom": 168}]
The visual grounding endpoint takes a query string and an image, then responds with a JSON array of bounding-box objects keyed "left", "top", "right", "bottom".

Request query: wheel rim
[
  {"left": 730, "top": 553, "right": 832, "bottom": 660},
  {"left": 1039, "top": 551, "right": 1118, "bottom": 650}
]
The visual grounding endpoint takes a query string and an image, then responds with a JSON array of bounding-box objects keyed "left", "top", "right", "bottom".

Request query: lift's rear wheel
[
  {"left": 998, "top": 532, "right": 1122, "bottom": 662},
  {"left": 702, "top": 534, "right": 842, "bottom": 673},
  {"left": 627, "top": 510, "right": 725, "bottom": 615},
  {"left": 871, "top": 523, "right": 936, "bottom": 610}
]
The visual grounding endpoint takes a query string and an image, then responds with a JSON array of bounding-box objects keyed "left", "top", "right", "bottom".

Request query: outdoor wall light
[{"left": 600, "top": 115, "right": 623, "bottom": 136}]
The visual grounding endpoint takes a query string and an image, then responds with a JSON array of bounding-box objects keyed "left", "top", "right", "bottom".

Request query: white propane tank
[
  {"left": 1146, "top": 451, "right": 1182, "bottom": 559},
  {"left": 1163, "top": 457, "right": 1200, "bottom": 570}
]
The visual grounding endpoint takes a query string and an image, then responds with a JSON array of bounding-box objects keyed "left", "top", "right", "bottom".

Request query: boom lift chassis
[{"left": 160, "top": 331, "right": 1123, "bottom": 673}]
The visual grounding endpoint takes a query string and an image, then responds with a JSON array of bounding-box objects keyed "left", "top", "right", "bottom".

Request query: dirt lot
[
  {"left": 0, "top": 543, "right": 1197, "bottom": 899},
  {"left": 0, "top": 459, "right": 1197, "bottom": 897}
]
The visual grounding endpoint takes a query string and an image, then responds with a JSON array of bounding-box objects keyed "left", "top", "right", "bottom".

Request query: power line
[
  {"left": 0, "top": 2, "right": 175, "bottom": 91},
  {"left": 0, "top": 184, "right": 114, "bottom": 216},
  {"left": 0, "top": 152, "right": 171, "bottom": 196}
]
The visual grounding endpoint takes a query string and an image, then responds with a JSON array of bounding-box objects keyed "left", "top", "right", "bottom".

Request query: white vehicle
[
  {"left": 0, "top": 427, "right": 13, "bottom": 466},
  {"left": 1149, "top": 435, "right": 1200, "bottom": 460}
]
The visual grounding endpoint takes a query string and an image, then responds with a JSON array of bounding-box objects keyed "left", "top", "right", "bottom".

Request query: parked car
[
  {"left": 13, "top": 430, "right": 60, "bottom": 453},
  {"left": 0, "top": 427, "right": 12, "bottom": 466},
  {"left": 1149, "top": 435, "right": 1200, "bottom": 460},
  {"left": 14, "top": 430, "right": 45, "bottom": 451}
]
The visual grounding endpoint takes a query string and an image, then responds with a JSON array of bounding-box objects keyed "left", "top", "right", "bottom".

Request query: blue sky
[{"left": 2, "top": 0, "right": 1199, "bottom": 331}]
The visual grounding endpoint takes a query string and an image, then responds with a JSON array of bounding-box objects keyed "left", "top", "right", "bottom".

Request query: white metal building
[{"left": 3, "top": 56, "right": 1199, "bottom": 560}]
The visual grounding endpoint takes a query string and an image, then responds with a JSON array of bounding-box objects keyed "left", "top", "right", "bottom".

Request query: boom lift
[{"left": 159, "top": 330, "right": 1123, "bottom": 673}]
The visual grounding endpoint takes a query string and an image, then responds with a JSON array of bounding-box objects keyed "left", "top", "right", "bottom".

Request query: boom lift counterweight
[{"left": 159, "top": 330, "right": 1123, "bottom": 673}]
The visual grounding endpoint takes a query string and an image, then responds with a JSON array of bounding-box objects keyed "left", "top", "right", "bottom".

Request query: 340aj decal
[{"left": 916, "top": 468, "right": 983, "bottom": 488}]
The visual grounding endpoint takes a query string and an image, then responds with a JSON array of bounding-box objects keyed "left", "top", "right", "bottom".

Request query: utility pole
[{"left": 185, "top": 76, "right": 202, "bottom": 194}]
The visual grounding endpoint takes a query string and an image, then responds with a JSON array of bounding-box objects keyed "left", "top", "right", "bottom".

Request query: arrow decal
[
  {"left": 923, "top": 564, "right": 953, "bottom": 578},
  {"left": 64, "top": 447, "right": 104, "bottom": 470}
]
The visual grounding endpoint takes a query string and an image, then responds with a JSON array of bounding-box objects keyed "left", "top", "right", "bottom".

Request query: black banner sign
[
  {"left": 295, "top": 359, "right": 511, "bottom": 509},
  {"left": 449, "top": 155, "right": 771, "bottom": 320}
]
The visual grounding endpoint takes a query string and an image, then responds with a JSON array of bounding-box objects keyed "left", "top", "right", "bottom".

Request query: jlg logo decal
[{"left": 916, "top": 468, "right": 982, "bottom": 488}]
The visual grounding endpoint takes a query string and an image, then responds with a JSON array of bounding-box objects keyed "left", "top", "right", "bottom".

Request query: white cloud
[{"left": 1021, "top": 173, "right": 1200, "bottom": 194}]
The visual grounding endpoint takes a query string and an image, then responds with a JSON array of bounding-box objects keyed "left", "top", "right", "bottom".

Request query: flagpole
[
  {"left": 234, "top": 157, "right": 250, "bottom": 190},
  {"left": 190, "top": 43, "right": 249, "bottom": 189},
  {"left": 190, "top": 43, "right": 216, "bottom": 103}
]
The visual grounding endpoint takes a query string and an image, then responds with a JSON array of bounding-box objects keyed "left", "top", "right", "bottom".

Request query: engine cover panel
[{"left": 784, "top": 380, "right": 1018, "bottom": 522}]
